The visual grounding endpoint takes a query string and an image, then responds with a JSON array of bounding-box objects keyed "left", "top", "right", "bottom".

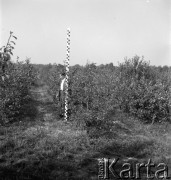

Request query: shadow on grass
[
  {"left": 20, "top": 99, "right": 39, "bottom": 120},
  {"left": 0, "top": 123, "right": 168, "bottom": 180},
  {"left": 96, "top": 138, "right": 154, "bottom": 159}
]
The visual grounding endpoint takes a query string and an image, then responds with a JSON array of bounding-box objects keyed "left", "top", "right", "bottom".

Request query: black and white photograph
[{"left": 0, "top": 0, "right": 171, "bottom": 179}]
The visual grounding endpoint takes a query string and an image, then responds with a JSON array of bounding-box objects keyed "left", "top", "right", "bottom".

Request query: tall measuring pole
[{"left": 64, "top": 28, "right": 70, "bottom": 121}]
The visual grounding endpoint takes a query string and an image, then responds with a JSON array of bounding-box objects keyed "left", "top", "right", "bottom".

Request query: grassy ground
[{"left": 0, "top": 85, "right": 171, "bottom": 179}]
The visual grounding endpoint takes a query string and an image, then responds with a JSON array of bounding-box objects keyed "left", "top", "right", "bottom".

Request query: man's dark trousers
[{"left": 59, "top": 90, "right": 65, "bottom": 115}]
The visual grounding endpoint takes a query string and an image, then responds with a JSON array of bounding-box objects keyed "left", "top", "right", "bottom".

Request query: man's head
[{"left": 60, "top": 72, "right": 66, "bottom": 78}]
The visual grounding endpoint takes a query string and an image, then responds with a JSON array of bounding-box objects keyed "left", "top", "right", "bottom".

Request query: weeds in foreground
[{"left": 0, "top": 110, "right": 171, "bottom": 179}]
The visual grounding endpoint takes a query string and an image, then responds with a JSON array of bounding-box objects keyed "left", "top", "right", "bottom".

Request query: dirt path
[
  {"left": 29, "top": 85, "right": 86, "bottom": 139},
  {"left": 31, "top": 85, "right": 58, "bottom": 120},
  {"left": 29, "top": 85, "right": 63, "bottom": 131}
]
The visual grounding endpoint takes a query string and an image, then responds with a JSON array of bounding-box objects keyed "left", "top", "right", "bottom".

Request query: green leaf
[
  {"left": 13, "top": 35, "right": 17, "bottom": 40},
  {"left": 10, "top": 41, "right": 16, "bottom": 45},
  {"left": 10, "top": 46, "right": 14, "bottom": 49},
  {"left": 9, "top": 51, "right": 13, "bottom": 55}
]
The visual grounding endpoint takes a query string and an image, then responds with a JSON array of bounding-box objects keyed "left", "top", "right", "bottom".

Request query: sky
[{"left": 0, "top": 0, "right": 171, "bottom": 66}]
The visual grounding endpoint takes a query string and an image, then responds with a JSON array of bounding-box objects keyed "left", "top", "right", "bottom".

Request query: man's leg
[
  {"left": 58, "top": 90, "right": 63, "bottom": 117},
  {"left": 58, "top": 90, "right": 61, "bottom": 102},
  {"left": 59, "top": 91, "right": 65, "bottom": 117},
  {"left": 61, "top": 91, "right": 65, "bottom": 115}
]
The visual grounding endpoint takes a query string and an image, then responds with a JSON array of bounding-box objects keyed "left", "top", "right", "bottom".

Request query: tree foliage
[
  {"left": 47, "top": 56, "right": 170, "bottom": 128},
  {"left": 0, "top": 33, "right": 37, "bottom": 124}
]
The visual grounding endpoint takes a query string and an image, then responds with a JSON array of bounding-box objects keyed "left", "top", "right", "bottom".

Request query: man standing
[{"left": 58, "top": 72, "right": 66, "bottom": 117}]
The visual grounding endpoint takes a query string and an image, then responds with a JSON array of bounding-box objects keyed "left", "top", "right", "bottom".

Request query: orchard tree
[{"left": 0, "top": 31, "right": 17, "bottom": 81}]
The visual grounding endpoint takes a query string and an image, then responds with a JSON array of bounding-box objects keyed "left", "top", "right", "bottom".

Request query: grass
[{"left": 0, "top": 85, "right": 171, "bottom": 180}]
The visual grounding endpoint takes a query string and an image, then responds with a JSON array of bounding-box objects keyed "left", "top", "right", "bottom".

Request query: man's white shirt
[{"left": 60, "top": 78, "right": 66, "bottom": 90}]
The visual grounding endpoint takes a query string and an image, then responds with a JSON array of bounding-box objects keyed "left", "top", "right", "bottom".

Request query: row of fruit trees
[
  {"left": 47, "top": 56, "right": 171, "bottom": 130},
  {"left": 0, "top": 32, "right": 37, "bottom": 124}
]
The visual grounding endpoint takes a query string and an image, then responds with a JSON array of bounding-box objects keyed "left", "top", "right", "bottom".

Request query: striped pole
[{"left": 64, "top": 28, "right": 70, "bottom": 121}]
